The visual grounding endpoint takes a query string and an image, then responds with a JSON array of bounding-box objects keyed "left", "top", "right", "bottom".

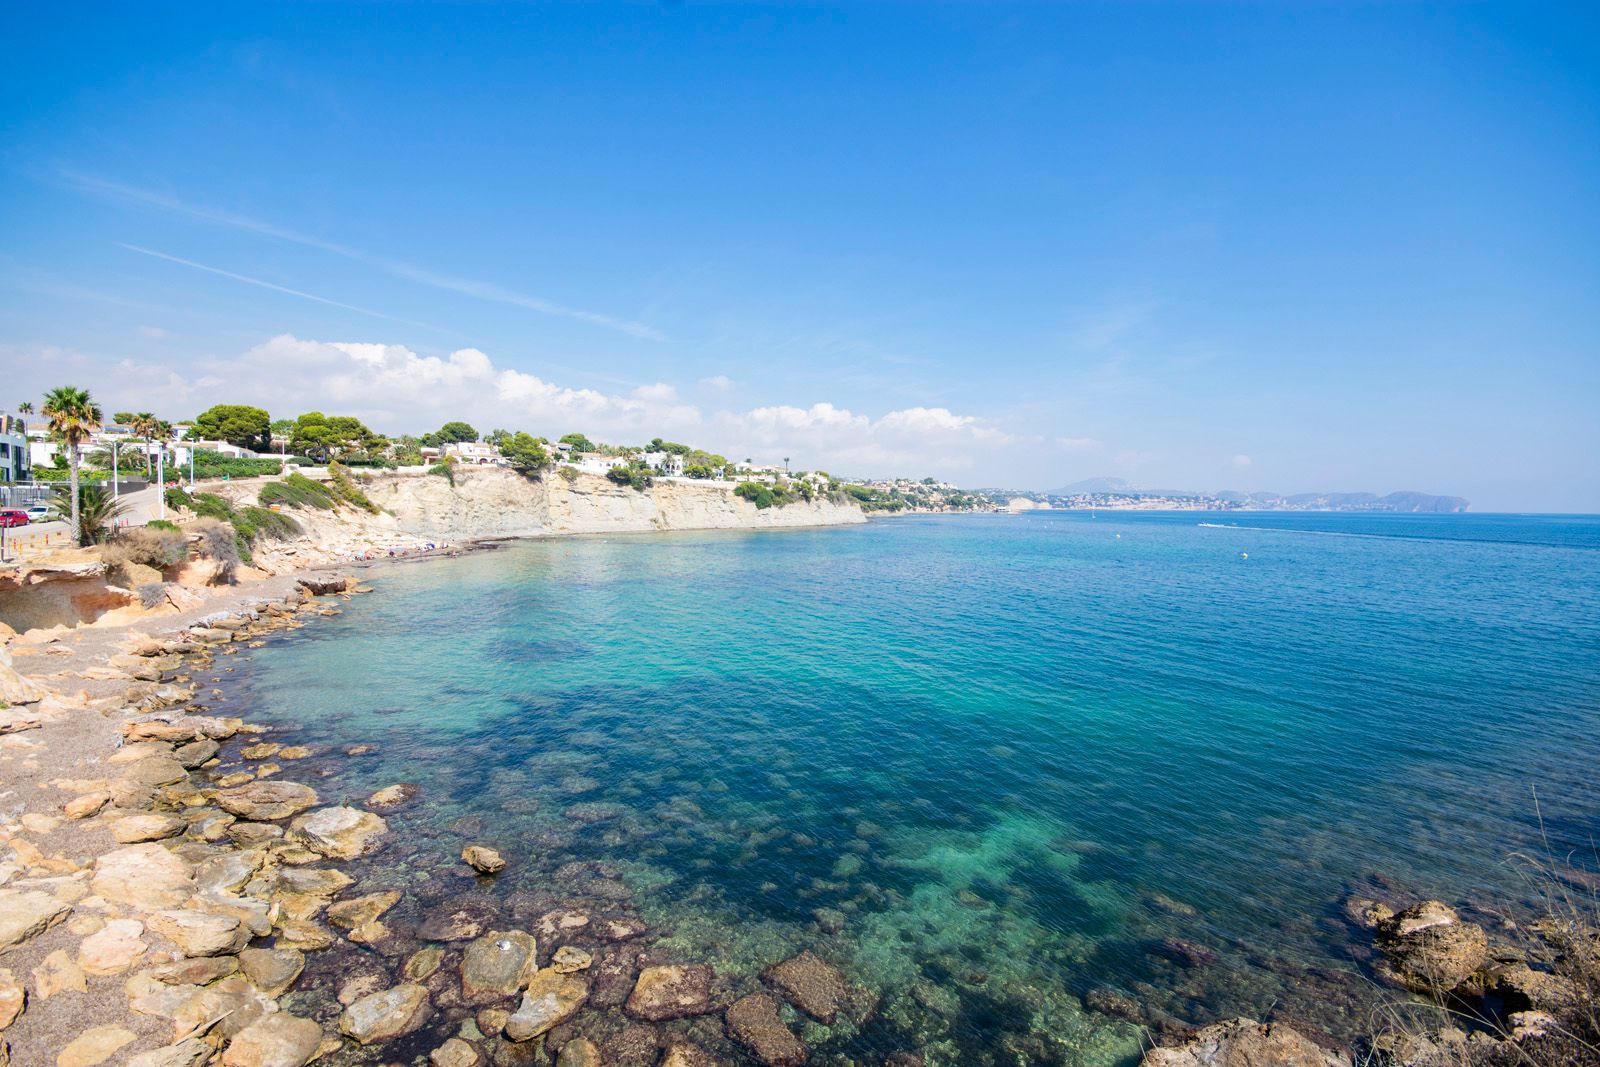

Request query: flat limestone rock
[
  {"left": 288, "top": 806, "right": 387, "bottom": 860},
  {"left": 150, "top": 910, "right": 249, "bottom": 957},
  {"left": 625, "top": 963, "right": 715, "bottom": 1021},
  {"left": 93, "top": 843, "right": 194, "bottom": 909},
  {"left": 764, "top": 950, "right": 849, "bottom": 1024},
  {"left": 0, "top": 968, "right": 24, "bottom": 1028},
  {"left": 238, "top": 948, "right": 305, "bottom": 997},
  {"left": 215, "top": 781, "right": 319, "bottom": 821},
  {"left": 57, "top": 1024, "right": 138, "bottom": 1067},
  {"left": 726, "top": 993, "right": 807, "bottom": 1067},
  {"left": 220, "top": 1012, "right": 323, "bottom": 1067},
  {"left": 326, "top": 891, "right": 402, "bottom": 931},
  {"left": 32, "top": 949, "right": 86, "bottom": 998},
  {"left": 339, "top": 983, "right": 432, "bottom": 1045},
  {"left": 77, "top": 919, "right": 147, "bottom": 975},
  {"left": 125, "top": 1038, "right": 211, "bottom": 1067},
  {"left": 111, "top": 813, "right": 187, "bottom": 844},
  {"left": 0, "top": 889, "right": 71, "bottom": 949}
]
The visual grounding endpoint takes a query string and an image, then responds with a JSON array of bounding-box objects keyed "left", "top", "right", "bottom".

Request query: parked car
[
  {"left": 24, "top": 504, "right": 51, "bottom": 521},
  {"left": 0, "top": 509, "right": 28, "bottom": 528}
]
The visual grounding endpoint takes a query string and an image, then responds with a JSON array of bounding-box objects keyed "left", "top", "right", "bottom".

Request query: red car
[{"left": 0, "top": 509, "right": 28, "bottom": 528}]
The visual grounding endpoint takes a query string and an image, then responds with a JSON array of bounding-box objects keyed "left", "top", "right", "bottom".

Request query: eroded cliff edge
[{"left": 361, "top": 467, "right": 867, "bottom": 540}]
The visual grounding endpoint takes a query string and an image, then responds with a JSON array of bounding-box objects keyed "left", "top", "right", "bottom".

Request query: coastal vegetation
[
  {"left": 258, "top": 472, "right": 337, "bottom": 510},
  {"left": 606, "top": 457, "right": 656, "bottom": 491},
  {"left": 41, "top": 384, "right": 102, "bottom": 543},
  {"left": 327, "top": 460, "right": 381, "bottom": 513},
  {"left": 46, "top": 483, "right": 126, "bottom": 545},
  {"left": 193, "top": 404, "right": 272, "bottom": 451}
]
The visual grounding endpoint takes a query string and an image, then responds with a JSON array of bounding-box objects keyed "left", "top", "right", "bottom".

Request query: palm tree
[
  {"left": 17, "top": 401, "right": 33, "bottom": 415},
  {"left": 42, "top": 386, "right": 103, "bottom": 545},
  {"left": 130, "top": 412, "right": 161, "bottom": 479},
  {"left": 783, "top": 456, "right": 791, "bottom": 475},
  {"left": 48, "top": 484, "right": 128, "bottom": 545}
]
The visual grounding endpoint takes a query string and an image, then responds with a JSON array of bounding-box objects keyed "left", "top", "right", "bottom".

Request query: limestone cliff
[{"left": 363, "top": 467, "right": 866, "bottom": 539}]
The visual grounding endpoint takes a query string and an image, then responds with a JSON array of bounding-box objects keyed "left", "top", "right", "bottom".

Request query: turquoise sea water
[{"left": 219, "top": 512, "right": 1600, "bottom": 1064}]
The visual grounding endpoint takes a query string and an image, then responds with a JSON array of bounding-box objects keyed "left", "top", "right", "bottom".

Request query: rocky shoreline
[
  {"left": 2, "top": 557, "right": 1593, "bottom": 1067},
  {"left": 0, "top": 563, "right": 903, "bottom": 1067}
]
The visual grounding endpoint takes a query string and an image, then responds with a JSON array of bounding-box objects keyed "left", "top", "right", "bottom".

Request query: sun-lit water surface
[{"left": 216, "top": 512, "right": 1600, "bottom": 1065}]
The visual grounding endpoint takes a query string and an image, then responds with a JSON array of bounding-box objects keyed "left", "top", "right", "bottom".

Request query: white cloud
[
  {"left": 699, "top": 375, "right": 734, "bottom": 389},
  {"left": 138, "top": 325, "right": 173, "bottom": 340},
  {"left": 9, "top": 334, "right": 1080, "bottom": 480},
  {"left": 1232, "top": 454, "right": 1252, "bottom": 468}
]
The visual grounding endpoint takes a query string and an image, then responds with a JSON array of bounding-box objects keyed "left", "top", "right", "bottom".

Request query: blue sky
[{"left": 2, "top": 3, "right": 1595, "bottom": 509}]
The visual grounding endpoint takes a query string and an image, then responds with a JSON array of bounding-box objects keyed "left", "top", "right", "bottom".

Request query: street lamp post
[{"left": 157, "top": 445, "right": 165, "bottom": 521}]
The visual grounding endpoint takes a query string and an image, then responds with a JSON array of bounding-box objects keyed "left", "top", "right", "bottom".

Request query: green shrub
[
  {"left": 606, "top": 460, "right": 654, "bottom": 491},
  {"left": 326, "top": 461, "right": 380, "bottom": 513},
  {"left": 429, "top": 460, "right": 456, "bottom": 486},
  {"left": 186, "top": 492, "right": 237, "bottom": 523},
  {"left": 735, "top": 481, "right": 776, "bottom": 509},
  {"left": 235, "top": 505, "right": 302, "bottom": 545},
  {"left": 557, "top": 465, "right": 579, "bottom": 483},
  {"left": 146, "top": 518, "right": 179, "bottom": 531},
  {"left": 258, "top": 473, "right": 335, "bottom": 510},
  {"left": 188, "top": 450, "right": 300, "bottom": 479}
]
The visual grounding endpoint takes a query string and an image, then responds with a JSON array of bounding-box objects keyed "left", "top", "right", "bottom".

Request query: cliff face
[{"left": 363, "top": 467, "right": 866, "bottom": 540}]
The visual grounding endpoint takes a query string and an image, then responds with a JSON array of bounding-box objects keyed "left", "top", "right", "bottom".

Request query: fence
[{"left": 0, "top": 478, "right": 151, "bottom": 508}]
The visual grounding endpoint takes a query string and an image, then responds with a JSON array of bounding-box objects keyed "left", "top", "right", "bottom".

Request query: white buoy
[{"left": 1241, "top": 552, "right": 1248, "bottom": 559}]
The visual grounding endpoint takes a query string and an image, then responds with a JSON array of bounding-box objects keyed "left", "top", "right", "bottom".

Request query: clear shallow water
[{"left": 219, "top": 512, "right": 1600, "bottom": 1064}]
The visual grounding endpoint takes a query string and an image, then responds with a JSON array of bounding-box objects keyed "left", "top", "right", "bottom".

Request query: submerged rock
[
  {"left": 625, "top": 963, "right": 715, "bottom": 1021},
  {"left": 339, "top": 983, "right": 433, "bottom": 1045},
  {"left": 503, "top": 969, "right": 588, "bottom": 1041},
  {"left": 764, "top": 951, "right": 848, "bottom": 1024},
  {"left": 430, "top": 1037, "right": 481, "bottom": 1067},
  {"left": 1374, "top": 901, "right": 1487, "bottom": 995},
  {"left": 1141, "top": 1018, "right": 1350, "bottom": 1067},
  {"left": 601, "top": 1024, "right": 661, "bottom": 1067},
  {"left": 660, "top": 1041, "right": 719, "bottom": 1067},
  {"left": 726, "top": 993, "right": 807, "bottom": 1066},
  {"left": 419, "top": 900, "right": 499, "bottom": 942},
  {"left": 367, "top": 783, "right": 418, "bottom": 808},
  {"left": 461, "top": 930, "right": 539, "bottom": 1003},
  {"left": 554, "top": 1038, "right": 601, "bottom": 1067}
]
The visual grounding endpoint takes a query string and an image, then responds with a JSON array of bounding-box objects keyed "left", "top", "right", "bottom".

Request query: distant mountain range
[{"left": 1048, "top": 477, "right": 1469, "bottom": 513}]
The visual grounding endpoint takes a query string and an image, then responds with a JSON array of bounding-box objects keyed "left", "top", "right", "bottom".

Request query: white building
[
  {"left": 0, "top": 415, "right": 30, "bottom": 483},
  {"left": 444, "top": 441, "right": 500, "bottom": 465},
  {"left": 570, "top": 452, "right": 626, "bottom": 475}
]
